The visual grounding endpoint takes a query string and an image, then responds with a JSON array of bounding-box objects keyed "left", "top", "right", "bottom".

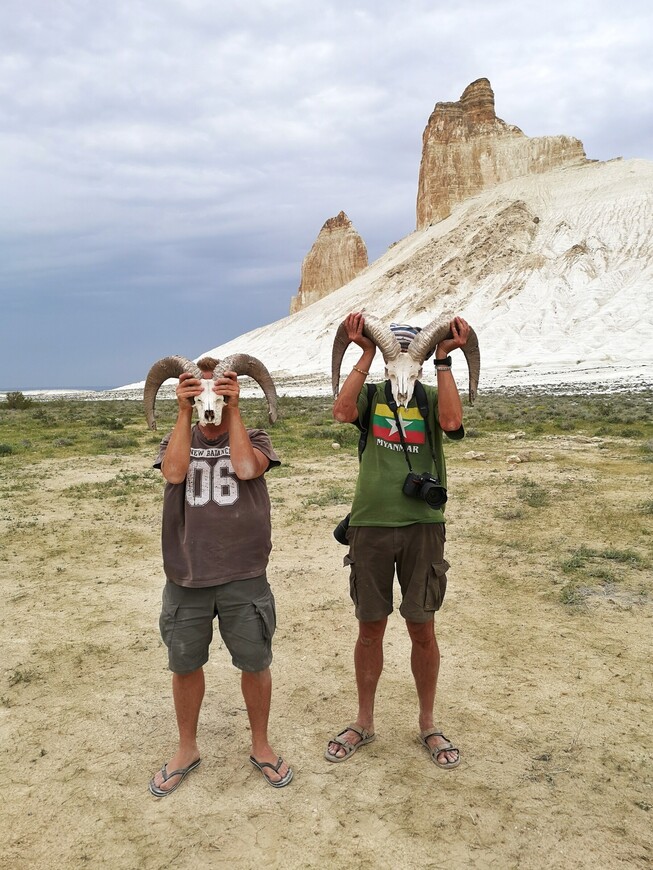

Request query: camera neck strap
[{"left": 383, "top": 380, "right": 437, "bottom": 472}]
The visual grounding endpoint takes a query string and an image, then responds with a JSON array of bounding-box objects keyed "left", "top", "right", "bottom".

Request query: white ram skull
[
  {"left": 193, "top": 375, "right": 226, "bottom": 426},
  {"left": 383, "top": 355, "right": 423, "bottom": 408},
  {"left": 143, "top": 353, "right": 279, "bottom": 430},
  {"left": 331, "top": 313, "right": 481, "bottom": 407}
]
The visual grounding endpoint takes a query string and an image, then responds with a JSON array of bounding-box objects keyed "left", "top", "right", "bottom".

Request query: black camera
[
  {"left": 333, "top": 512, "right": 351, "bottom": 545},
  {"left": 402, "top": 472, "right": 448, "bottom": 509}
]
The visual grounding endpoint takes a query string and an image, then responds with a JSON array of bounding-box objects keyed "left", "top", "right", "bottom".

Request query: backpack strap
[
  {"left": 413, "top": 380, "right": 429, "bottom": 419},
  {"left": 355, "top": 382, "right": 378, "bottom": 461}
]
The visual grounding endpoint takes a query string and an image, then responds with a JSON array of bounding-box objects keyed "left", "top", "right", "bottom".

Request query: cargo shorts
[
  {"left": 159, "top": 574, "right": 276, "bottom": 674},
  {"left": 344, "top": 523, "right": 449, "bottom": 623}
]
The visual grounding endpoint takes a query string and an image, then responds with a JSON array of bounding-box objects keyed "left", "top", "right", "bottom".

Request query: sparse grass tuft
[
  {"left": 8, "top": 667, "right": 38, "bottom": 687},
  {"left": 517, "top": 479, "right": 550, "bottom": 508},
  {"left": 560, "top": 545, "right": 646, "bottom": 574},
  {"left": 303, "top": 484, "right": 354, "bottom": 508},
  {"left": 64, "top": 470, "right": 163, "bottom": 500},
  {"left": 599, "top": 548, "right": 646, "bottom": 566},
  {"left": 495, "top": 507, "right": 525, "bottom": 520},
  {"left": 560, "top": 583, "right": 588, "bottom": 608}
]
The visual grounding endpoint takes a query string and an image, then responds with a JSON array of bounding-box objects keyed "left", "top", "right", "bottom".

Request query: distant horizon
[{"left": 1, "top": 385, "right": 117, "bottom": 394}]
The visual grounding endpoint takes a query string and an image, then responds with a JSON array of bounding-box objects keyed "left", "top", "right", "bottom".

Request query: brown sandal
[
  {"left": 325, "top": 724, "right": 376, "bottom": 763},
  {"left": 419, "top": 729, "right": 460, "bottom": 769}
]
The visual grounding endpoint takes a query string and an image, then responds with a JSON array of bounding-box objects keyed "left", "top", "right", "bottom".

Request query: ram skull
[
  {"left": 143, "top": 354, "right": 278, "bottom": 430},
  {"left": 331, "top": 313, "right": 481, "bottom": 407}
]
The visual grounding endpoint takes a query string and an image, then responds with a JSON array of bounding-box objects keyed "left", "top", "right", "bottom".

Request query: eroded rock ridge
[
  {"left": 290, "top": 211, "right": 368, "bottom": 313},
  {"left": 416, "top": 78, "right": 587, "bottom": 228}
]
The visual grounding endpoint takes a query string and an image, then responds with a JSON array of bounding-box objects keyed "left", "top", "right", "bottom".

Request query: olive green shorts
[
  {"left": 159, "top": 574, "right": 276, "bottom": 674},
  {"left": 344, "top": 523, "right": 449, "bottom": 623}
]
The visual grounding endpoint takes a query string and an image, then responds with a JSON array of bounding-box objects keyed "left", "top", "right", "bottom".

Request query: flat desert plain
[{"left": 1, "top": 395, "right": 652, "bottom": 870}]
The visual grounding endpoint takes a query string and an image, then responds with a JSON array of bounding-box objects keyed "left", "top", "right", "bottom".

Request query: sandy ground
[{"left": 1, "top": 430, "right": 652, "bottom": 870}]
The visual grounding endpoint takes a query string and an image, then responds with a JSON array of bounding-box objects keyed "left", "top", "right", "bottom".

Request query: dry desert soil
[{"left": 1, "top": 396, "right": 652, "bottom": 870}]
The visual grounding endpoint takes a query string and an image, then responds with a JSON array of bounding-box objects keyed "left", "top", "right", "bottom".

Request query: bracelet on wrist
[
  {"left": 434, "top": 356, "right": 452, "bottom": 367},
  {"left": 352, "top": 366, "right": 369, "bottom": 376}
]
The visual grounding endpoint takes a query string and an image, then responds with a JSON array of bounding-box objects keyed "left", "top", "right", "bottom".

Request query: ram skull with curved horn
[
  {"left": 331, "top": 313, "right": 481, "bottom": 407},
  {"left": 144, "top": 354, "right": 279, "bottom": 430}
]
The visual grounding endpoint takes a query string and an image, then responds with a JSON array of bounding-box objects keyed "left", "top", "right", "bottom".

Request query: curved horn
[
  {"left": 144, "top": 355, "right": 202, "bottom": 430},
  {"left": 408, "top": 319, "right": 481, "bottom": 405},
  {"left": 331, "top": 314, "right": 402, "bottom": 398},
  {"left": 331, "top": 322, "right": 354, "bottom": 398},
  {"left": 214, "top": 354, "right": 279, "bottom": 424}
]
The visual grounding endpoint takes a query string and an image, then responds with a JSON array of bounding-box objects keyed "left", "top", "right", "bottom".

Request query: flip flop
[
  {"left": 148, "top": 758, "right": 201, "bottom": 797},
  {"left": 419, "top": 729, "right": 460, "bottom": 769},
  {"left": 325, "top": 724, "right": 376, "bottom": 763},
  {"left": 249, "top": 755, "right": 294, "bottom": 788}
]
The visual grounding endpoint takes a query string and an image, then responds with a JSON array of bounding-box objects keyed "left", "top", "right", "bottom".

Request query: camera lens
[{"left": 421, "top": 481, "right": 447, "bottom": 508}]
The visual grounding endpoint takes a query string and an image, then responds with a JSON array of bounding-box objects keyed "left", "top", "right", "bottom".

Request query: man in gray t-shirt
[{"left": 149, "top": 357, "right": 292, "bottom": 797}]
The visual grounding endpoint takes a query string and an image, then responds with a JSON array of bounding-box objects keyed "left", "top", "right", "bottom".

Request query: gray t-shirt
[{"left": 155, "top": 424, "right": 280, "bottom": 588}]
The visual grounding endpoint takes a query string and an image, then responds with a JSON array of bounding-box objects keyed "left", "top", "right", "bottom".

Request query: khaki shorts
[
  {"left": 159, "top": 574, "right": 276, "bottom": 674},
  {"left": 344, "top": 524, "right": 449, "bottom": 623}
]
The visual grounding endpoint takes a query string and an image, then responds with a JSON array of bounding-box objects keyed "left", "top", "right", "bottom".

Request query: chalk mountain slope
[{"left": 197, "top": 157, "right": 652, "bottom": 395}]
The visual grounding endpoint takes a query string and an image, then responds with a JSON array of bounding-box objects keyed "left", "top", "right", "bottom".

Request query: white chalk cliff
[{"left": 206, "top": 155, "right": 653, "bottom": 394}]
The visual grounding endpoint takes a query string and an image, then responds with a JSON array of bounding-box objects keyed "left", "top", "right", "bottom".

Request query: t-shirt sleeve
[
  {"left": 153, "top": 432, "right": 172, "bottom": 469},
  {"left": 444, "top": 424, "right": 465, "bottom": 441},
  {"left": 248, "top": 429, "right": 281, "bottom": 471}
]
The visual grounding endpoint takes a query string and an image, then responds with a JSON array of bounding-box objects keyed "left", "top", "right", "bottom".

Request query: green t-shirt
[{"left": 349, "top": 382, "right": 448, "bottom": 527}]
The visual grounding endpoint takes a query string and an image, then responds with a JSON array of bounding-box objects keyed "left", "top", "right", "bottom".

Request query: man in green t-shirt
[{"left": 325, "top": 312, "right": 470, "bottom": 769}]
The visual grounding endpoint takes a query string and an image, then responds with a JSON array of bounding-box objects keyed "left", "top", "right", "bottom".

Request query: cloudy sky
[{"left": 2, "top": 0, "right": 651, "bottom": 389}]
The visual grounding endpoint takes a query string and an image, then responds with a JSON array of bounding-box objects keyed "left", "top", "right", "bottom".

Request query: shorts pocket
[
  {"left": 253, "top": 591, "right": 276, "bottom": 642},
  {"left": 343, "top": 553, "right": 358, "bottom": 605},
  {"left": 424, "top": 560, "right": 450, "bottom": 612}
]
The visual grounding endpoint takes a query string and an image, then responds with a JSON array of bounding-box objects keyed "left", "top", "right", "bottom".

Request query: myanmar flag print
[{"left": 371, "top": 402, "right": 426, "bottom": 445}]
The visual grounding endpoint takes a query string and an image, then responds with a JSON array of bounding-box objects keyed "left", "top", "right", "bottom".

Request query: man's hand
[
  {"left": 437, "top": 316, "right": 470, "bottom": 357},
  {"left": 176, "top": 371, "right": 203, "bottom": 409},
  {"left": 214, "top": 370, "right": 240, "bottom": 410},
  {"left": 344, "top": 312, "right": 376, "bottom": 355}
]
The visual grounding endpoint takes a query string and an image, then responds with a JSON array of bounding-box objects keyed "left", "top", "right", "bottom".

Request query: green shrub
[
  {"left": 0, "top": 443, "right": 14, "bottom": 456},
  {"left": 32, "top": 407, "right": 51, "bottom": 423},
  {"left": 95, "top": 415, "right": 125, "bottom": 430},
  {"left": 105, "top": 435, "right": 138, "bottom": 449},
  {"left": 4, "top": 391, "right": 33, "bottom": 409}
]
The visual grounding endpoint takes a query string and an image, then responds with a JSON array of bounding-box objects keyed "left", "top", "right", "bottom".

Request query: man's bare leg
[
  {"left": 242, "top": 668, "right": 290, "bottom": 783},
  {"left": 151, "top": 667, "right": 204, "bottom": 792},
  {"left": 327, "top": 617, "right": 387, "bottom": 758},
  {"left": 406, "top": 619, "right": 459, "bottom": 766}
]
